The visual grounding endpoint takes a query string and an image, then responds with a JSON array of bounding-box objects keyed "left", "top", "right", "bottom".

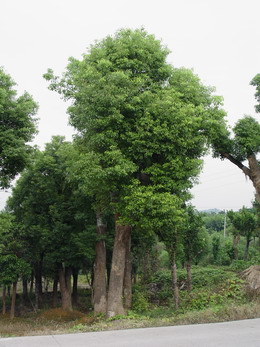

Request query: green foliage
[
  {"left": 201, "top": 212, "right": 226, "bottom": 233},
  {"left": 233, "top": 116, "right": 260, "bottom": 159},
  {"left": 0, "top": 67, "right": 38, "bottom": 188},
  {"left": 250, "top": 73, "right": 260, "bottom": 113},
  {"left": 132, "top": 285, "right": 150, "bottom": 313},
  {"left": 44, "top": 28, "right": 226, "bottom": 240},
  {"left": 7, "top": 137, "right": 96, "bottom": 278}
]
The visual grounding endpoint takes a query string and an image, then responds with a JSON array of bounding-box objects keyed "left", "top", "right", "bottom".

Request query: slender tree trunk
[
  {"left": 21, "top": 278, "right": 28, "bottom": 306},
  {"left": 30, "top": 271, "right": 34, "bottom": 294},
  {"left": 244, "top": 236, "right": 251, "bottom": 260},
  {"left": 233, "top": 234, "right": 240, "bottom": 260},
  {"left": 34, "top": 259, "right": 43, "bottom": 309},
  {"left": 171, "top": 254, "right": 179, "bottom": 310},
  {"left": 52, "top": 272, "right": 59, "bottom": 308},
  {"left": 93, "top": 212, "right": 107, "bottom": 314},
  {"left": 123, "top": 234, "right": 132, "bottom": 310},
  {"left": 186, "top": 262, "right": 192, "bottom": 292},
  {"left": 10, "top": 282, "right": 17, "bottom": 319},
  {"left": 72, "top": 267, "right": 79, "bottom": 306},
  {"left": 2, "top": 285, "right": 6, "bottom": 315},
  {"left": 58, "top": 264, "right": 72, "bottom": 311},
  {"left": 106, "top": 215, "right": 131, "bottom": 318}
]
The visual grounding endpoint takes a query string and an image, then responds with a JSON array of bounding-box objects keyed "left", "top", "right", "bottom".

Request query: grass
[
  {"left": 0, "top": 302, "right": 259, "bottom": 337},
  {"left": 0, "top": 267, "right": 259, "bottom": 337}
]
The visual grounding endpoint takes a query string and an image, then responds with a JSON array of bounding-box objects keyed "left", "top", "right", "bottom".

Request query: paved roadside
[{"left": 0, "top": 318, "right": 260, "bottom": 347}]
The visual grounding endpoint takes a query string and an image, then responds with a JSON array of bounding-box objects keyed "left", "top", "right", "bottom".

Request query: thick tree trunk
[
  {"left": 72, "top": 267, "right": 79, "bottom": 306},
  {"left": 222, "top": 152, "right": 260, "bottom": 204},
  {"left": 171, "top": 256, "right": 179, "bottom": 310},
  {"left": 58, "top": 264, "right": 72, "bottom": 311},
  {"left": 52, "top": 272, "right": 59, "bottom": 308},
  {"left": 123, "top": 234, "right": 132, "bottom": 310},
  {"left": 106, "top": 216, "right": 131, "bottom": 318},
  {"left": 248, "top": 155, "right": 260, "bottom": 205},
  {"left": 2, "top": 285, "right": 6, "bottom": 315},
  {"left": 186, "top": 262, "right": 192, "bottom": 292},
  {"left": 10, "top": 282, "right": 17, "bottom": 319},
  {"left": 93, "top": 212, "right": 107, "bottom": 314}
]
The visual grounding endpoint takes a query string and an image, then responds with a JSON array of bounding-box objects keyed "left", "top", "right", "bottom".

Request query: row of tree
[{"left": 0, "top": 28, "right": 259, "bottom": 318}]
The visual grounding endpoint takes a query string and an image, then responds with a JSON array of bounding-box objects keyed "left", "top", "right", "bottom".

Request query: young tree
[
  {"left": 228, "top": 207, "right": 257, "bottom": 260},
  {"left": 0, "top": 68, "right": 37, "bottom": 188},
  {"left": 182, "top": 206, "right": 205, "bottom": 292}
]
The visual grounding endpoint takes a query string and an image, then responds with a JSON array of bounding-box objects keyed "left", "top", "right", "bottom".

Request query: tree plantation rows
[{"left": 0, "top": 29, "right": 259, "bottom": 320}]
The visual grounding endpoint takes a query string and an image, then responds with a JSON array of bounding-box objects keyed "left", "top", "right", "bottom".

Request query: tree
[
  {"left": 210, "top": 75, "right": 260, "bottom": 204},
  {"left": 8, "top": 137, "right": 96, "bottom": 311},
  {"left": 182, "top": 206, "right": 205, "bottom": 291},
  {"left": 227, "top": 207, "right": 257, "bottom": 260},
  {"left": 0, "top": 212, "right": 31, "bottom": 318},
  {"left": 44, "top": 28, "right": 226, "bottom": 316},
  {"left": 0, "top": 68, "right": 37, "bottom": 188}
]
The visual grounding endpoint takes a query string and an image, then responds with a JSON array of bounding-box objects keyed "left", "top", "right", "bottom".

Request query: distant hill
[{"left": 201, "top": 208, "right": 223, "bottom": 214}]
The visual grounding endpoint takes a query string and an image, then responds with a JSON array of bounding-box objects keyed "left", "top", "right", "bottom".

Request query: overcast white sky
[{"left": 1, "top": 0, "right": 259, "bottom": 210}]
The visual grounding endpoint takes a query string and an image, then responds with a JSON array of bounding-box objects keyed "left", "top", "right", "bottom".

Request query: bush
[{"left": 132, "top": 285, "right": 149, "bottom": 313}]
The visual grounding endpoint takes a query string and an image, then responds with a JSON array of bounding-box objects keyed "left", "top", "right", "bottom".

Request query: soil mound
[
  {"left": 242, "top": 265, "right": 260, "bottom": 291},
  {"left": 40, "top": 308, "right": 85, "bottom": 322}
]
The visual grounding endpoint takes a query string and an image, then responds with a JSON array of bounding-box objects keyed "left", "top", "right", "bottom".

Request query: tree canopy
[{"left": 0, "top": 68, "right": 38, "bottom": 188}]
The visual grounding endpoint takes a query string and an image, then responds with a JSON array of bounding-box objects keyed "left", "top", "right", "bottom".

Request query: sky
[{"left": 0, "top": 0, "right": 259, "bottom": 211}]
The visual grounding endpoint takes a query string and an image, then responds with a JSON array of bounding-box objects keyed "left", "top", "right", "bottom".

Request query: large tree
[
  {"left": 44, "top": 28, "right": 226, "bottom": 316},
  {"left": 0, "top": 68, "right": 38, "bottom": 188},
  {"left": 210, "top": 75, "right": 260, "bottom": 203}
]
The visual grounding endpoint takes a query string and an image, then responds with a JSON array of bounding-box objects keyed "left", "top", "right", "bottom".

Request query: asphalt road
[{"left": 0, "top": 318, "right": 260, "bottom": 347}]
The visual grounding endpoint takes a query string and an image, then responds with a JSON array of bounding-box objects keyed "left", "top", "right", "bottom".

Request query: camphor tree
[
  {"left": 44, "top": 28, "right": 227, "bottom": 317},
  {"left": 210, "top": 74, "right": 260, "bottom": 204},
  {"left": 8, "top": 137, "right": 96, "bottom": 311},
  {"left": 0, "top": 67, "right": 38, "bottom": 188}
]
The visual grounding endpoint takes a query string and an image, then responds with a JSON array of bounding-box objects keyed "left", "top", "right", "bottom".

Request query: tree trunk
[
  {"left": 72, "top": 267, "right": 79, "bottom": 306},
  {"left": 30, "top": 271, "right": 34, "bottom": 294},
  {"left": 221, "top": 153, "right": 260, "bottom": 204},
  {"left": 123, "top": 234, "right": 132, "bottom": 310},
  {"left": 52, "top": 272, "right": 59, "bottom": 308},
  {"left": 34, "top": 259, "right": 43, "bottom": 309},
  {"left": 93, "top": 212, "right": 107, "bottom": 314},
  {"left": 186, "top": 262, "right": 192, "bottom": 292},
  {"left": 106, "top": 216, "right": 131, "bottom": 318},
  {"left": 2, "top": 285, "right": 6, "bottom": 315},
  {"left": 248, "top": 155, "right": 260, "bottom": 205},
  {"left": 233, "top": 234, "right": 240, "bottom": 260},
  {"left": 244, "top": 236, "right": 251, "bottom": 260},
  {"left": 58, "top": 264, "right": 72, "bottom": 311},
  {"left": 21, "top": 278, "right": 28, "bottom": 306},
  {"left": 10, "top": 282, "right": 17, "bottom": 319},
  {"left": 171, "top": 256, "right": 179, "bottom": 310}
]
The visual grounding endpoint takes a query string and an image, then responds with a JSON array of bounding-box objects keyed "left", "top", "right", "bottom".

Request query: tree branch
[{"left": 221, "top": 152, "right": 251, "bottom": 177}]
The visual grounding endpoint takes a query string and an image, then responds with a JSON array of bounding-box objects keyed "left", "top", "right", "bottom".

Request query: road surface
[{"left": 0, "top": 318, "right": 260, "bottom": 346}]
